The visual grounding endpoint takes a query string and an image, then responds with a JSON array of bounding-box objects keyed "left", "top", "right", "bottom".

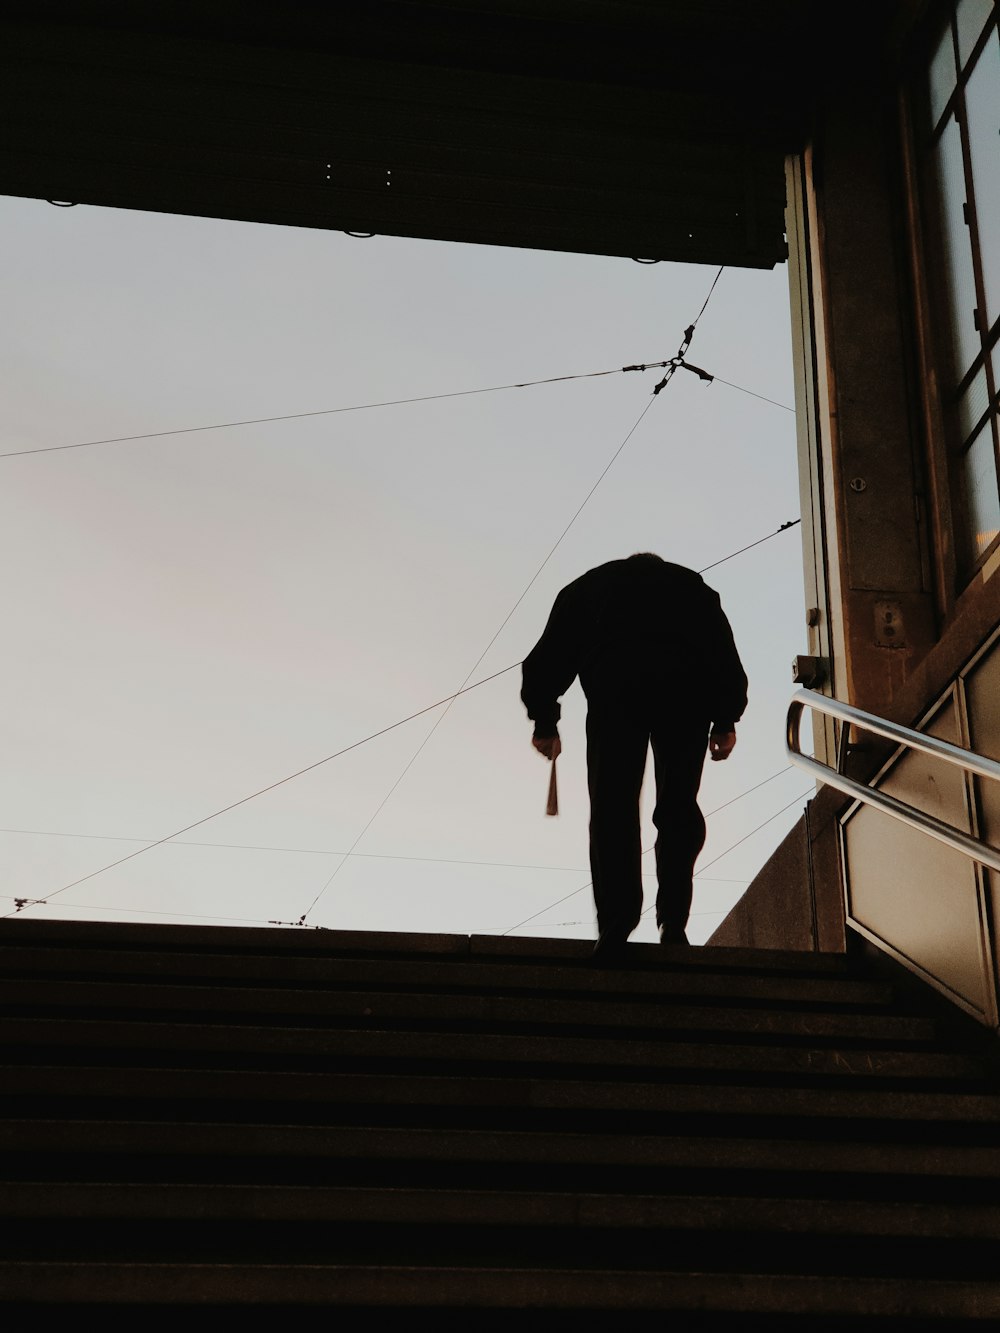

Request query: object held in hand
[{"left": 546, "top": 757, "right": 559, "bottom": 816}]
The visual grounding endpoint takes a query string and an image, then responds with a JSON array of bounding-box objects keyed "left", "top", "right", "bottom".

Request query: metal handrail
[{"left": 786, "top": 688, "right": 1000, "bottom": 876}]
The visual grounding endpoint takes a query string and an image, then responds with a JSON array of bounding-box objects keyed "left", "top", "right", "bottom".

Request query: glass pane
[
  {"left": 957, "top": 0, "right": 996, "bottom": 67},
  {"left": 928, "top": 116, "right": 983, "bottom": 383},
  {"left": 963, "top": 419, "right": 1000, "bottom": 560},
  {"left": 959, "top": 364, "right": 990, "bottom": 438},
  {"left": 929, "top": 20, "right": 959, "bottom": 126},
  {"left": 966, "top": 32, "right": 1000, "bottom": 333}
]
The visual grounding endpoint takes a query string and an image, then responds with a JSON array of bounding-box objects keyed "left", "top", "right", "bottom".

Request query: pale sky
[{"left": 0, "top": 195, "right": 811, "bottom": 944}]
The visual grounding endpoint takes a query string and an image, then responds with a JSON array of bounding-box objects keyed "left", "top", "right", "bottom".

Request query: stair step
[
  {"left": 0, "top": 1017, "right": 974, "bottom": 1079},
  {"left": 0, "top": 1261, "right": 997, "bottom": 1313},
  {"left": 7, "top": 1066, "right": 997, "bottom": 1122},
  {"left": 6, "top": 1182, "right": 1000, "bottom": 1238},
  {"left": 2, "top": 920, "right": 995, "bottom": 1316},
  {"left": 0, "top": 946, "right": 894, "bottom": 1006},
  {"left": 5, "top": 1119, "right": 1000, "bottom": 1178},
  {"left": 0, "top": 920, "right": 857, "bottom": 974},
  {"left": 0, "top": 977, "right": 936, "bottom": 1042}
]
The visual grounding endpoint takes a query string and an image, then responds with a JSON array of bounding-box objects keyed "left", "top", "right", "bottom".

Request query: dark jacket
[{"left": 521, "top": 556, "right": 748, "bottom": 738}]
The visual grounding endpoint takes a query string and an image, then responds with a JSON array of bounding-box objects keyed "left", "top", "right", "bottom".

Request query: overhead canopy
[{"left": 0, "top": 1, "right": 898, "bottom": 268}]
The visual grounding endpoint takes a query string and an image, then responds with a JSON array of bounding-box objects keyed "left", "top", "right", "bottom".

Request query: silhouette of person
[{"left": 521, "top": 553, "right": 747, "bottom": 962}]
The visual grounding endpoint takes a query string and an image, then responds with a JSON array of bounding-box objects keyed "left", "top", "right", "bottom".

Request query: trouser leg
[
  {"left": 586, "top": 710, "right": 649, "bottom": 938},
  {"left": 650, "top": 725, "right": 708, "bottom": 934}
]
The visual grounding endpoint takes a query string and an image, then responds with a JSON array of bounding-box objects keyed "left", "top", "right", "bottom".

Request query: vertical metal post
[{"left": 784, "top": 152, "right": 844, "bottom": 766}]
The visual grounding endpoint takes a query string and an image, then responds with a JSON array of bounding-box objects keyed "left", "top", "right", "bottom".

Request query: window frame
[{"left": 909, "top": 0, "right": 1000, "bottom": 586}]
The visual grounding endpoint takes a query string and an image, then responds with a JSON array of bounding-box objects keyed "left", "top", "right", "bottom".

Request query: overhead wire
[
  {"left": 2, "top": 826, "right": 800, "bottom": 884},
  {"left": 504, "top": 785, "right": 814, "bottom": 934},
  {"left": 693, "top": 267, "right": 725, "bottom": 324},
  {"left": 0, "top": 894, "right": 276, "bottom": 929},
  {"left": 699, "top": 519, "right": 801, "bottom": 574},
  {"left": 681, "top": 788, "right": 816, "bottom": 879},
  {"left": 0, "top": 827, "right": 589, "bottom": 873},
  {"left": 0, "top": 274, "right": 791, "bottom": 464},
  {"left": 710, "top": 377, "right": 795, "bottom": 414},
  {"left": 0, "top": 247, "right": 807, "bottom": 939},
  {"left": 8, "top": 766, "right": 808, "bottom": 933},
  {"left": 636, "top": 787, "right": 814, "bottom": 919},
  {"left": 0, "top": 363, "right": 680, "bottom": 463},
  {"left": 296, "top": 390, "right": 659, "bottom": 925},
  {"left": 294, "top": 267, "right": 725, "bottom": 926},
  {"left": 5, "top": 504, "right": 801, "bottom": 921},
  {"left": 6, "top": 262, "right": 799, "bottom": 926},
  {"left": 0, "top": 662, "right": 518, "bottom": 919},
  {"left": 498, "top": 763, "right": 799, "bottom": 936},
  {"left": 9, "top": 765, "right": 802, "bottom": 934}
]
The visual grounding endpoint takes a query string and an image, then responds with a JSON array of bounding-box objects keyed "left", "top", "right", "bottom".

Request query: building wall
[{"left": 708, "top": 787, "right": 845, "bottom": 952}]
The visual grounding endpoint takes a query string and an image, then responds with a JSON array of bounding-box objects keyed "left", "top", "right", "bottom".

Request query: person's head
[{"left": 626, "top": 552, "right": 663, "bottom": 565}]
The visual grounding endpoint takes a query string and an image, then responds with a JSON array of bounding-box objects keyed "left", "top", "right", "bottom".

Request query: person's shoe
[
  {"left": 658, "top": 925, "right": 689, "bottom": 946},
  {"left": 591, "top": 933, "right": 629, "bottom": 967}
]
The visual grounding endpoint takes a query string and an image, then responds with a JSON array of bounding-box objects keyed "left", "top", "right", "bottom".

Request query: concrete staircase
[{"left": 1, "top": 917, "right": 999, "bottom": 1322}]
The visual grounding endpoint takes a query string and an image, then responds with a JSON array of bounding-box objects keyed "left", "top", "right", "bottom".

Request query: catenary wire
[
  {"left": 2, "top": 263, "right": 805, "bottom": 933},
  {"left": 699, "top": 519, "right": 801, "bottom": 574},
  {"left": 296, "top": 268, "right": 725, "bottom": 925},
  {"left": 667, "top": 763, "right": 795, "bottom": 824},
  {"left": 0, "top": 370, "right": 623, "bottom": 460},
  {"left": 693, "top": 268, "right": 724, "bottom": 324},
  {"left": 711, "top": 377, "right": 795, "bottom": 414},
  {"left": 1, "top": 268, "right": 757, "bottom": 465},
  {"left": 504, "top": 786, "right": 813, "bottom": 934},
  {"left": 296, "top": 391, "right": 659, "bottom": 924},
  {"left": 5, "top": 770, "right": 802, "bottom": 931},
  {"left": 499, "top": 764, "right": 798, "bottom": 936},
  {"left": 0, "top": 894, "right": 276, "bottom": 928},
  {"left": 0, "top": 361, "right": 676, "bottom": 462},
  {"left": 0, "top": 828, "right": 589, "bottom": 873},
  {"left": 1, "top": 769, "right": 787, "bottom": 926},
  {"left": 637, "top": 787, "right": 814, "bottom": 918},
  {"left": 685, "top": 787, "right": 816, "bottom": 877},
  {"left": 0, "top": 663, "right": 519, "bottom": 918},
  {"left": 6, "top": 508, "right": 797, "bottom": 919},
  {"left": 0, "top": 767, "right": 793, "bottom": 889},
  {"left": 0, "top": 892, "right": 726, "bottom": 934},
  {"left": 0, "top": 366, "right": 793, "bottom": 463}
]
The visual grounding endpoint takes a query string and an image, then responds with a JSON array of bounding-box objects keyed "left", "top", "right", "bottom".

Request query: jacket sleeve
[
  {"left": 703, "top": 591, "right": 748, "bottom": 733},
  {"left": 520, "top": 586, "right": 583, "bottom": 736}
]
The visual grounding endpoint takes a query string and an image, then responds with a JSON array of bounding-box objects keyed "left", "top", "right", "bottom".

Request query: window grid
[{"left": 920, "top": 1, "right": 1000, "bottom": 574}]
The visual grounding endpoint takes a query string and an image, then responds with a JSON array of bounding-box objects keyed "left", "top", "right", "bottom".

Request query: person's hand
[
  {"left": 532, "top": 734, "right": 562, "bottom": 761},
  {"left": 709, "top": 730, "right": 736, "bottom": 762}
]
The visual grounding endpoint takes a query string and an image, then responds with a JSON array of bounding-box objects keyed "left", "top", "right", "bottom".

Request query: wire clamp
[
  {"left": 652, "top": 322, "right": 701, "bottom": 394},
  {"left": 678, "top": 360, "right": 714, "bottom": 384}
]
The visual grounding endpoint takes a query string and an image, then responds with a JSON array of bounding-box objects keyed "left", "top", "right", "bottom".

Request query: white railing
[{"left": 786, "top": 689, "right": 1000, "bottom": 875}]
